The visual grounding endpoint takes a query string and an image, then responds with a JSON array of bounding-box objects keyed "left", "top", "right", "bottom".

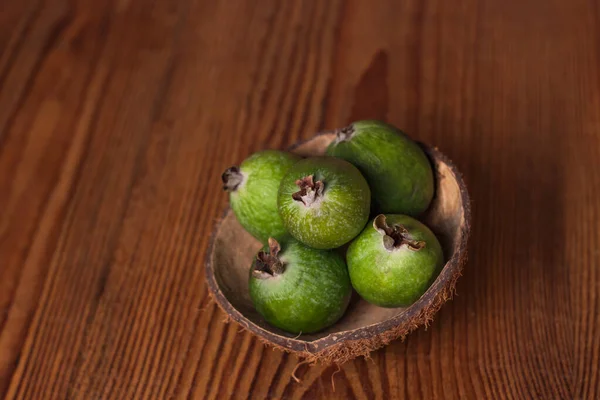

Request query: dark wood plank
[{"left": 0, "top": 0, "right": 598, "bottom": 398}]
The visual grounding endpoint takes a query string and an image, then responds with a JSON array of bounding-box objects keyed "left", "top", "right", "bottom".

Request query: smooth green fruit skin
[
  {"left": 326, "top": 120, "right": 434, "bottom": 216},
  {"left": 249, "top": 239, "right": 351, "bottom": 334},
  {"left": 347, "top": 215, "right": 444, "bottom": 307},
  {"left": 277, "top": 157, "right": 370, "bottom": 249},
  {"left": 230, "top": 150, "right": 300, "bottom": 243}
]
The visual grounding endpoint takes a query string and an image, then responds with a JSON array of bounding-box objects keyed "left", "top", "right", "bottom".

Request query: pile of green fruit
[{"left": 221, "top": 120, "right": 444, "bottom": 334}]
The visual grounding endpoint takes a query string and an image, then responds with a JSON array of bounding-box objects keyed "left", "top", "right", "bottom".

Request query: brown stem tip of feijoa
[
  {"left": 222, "top": 166, "right": 244, "bottom": 192},
  {"left": 373, "top": 214, "right": 426, "bottom": 252},
  {"left": 253, "top": 238, "right": 285, "bottom": 278},
  {"left": 334, "top": 124, "right": 355, "bottom": 144},
  {"left": 292, "top": 175, "right": 324, "bottom": 206}
]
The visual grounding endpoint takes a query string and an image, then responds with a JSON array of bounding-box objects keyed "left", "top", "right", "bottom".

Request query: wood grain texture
[{"left": 0, "top": 0, "right": 598, "bottom": 398}]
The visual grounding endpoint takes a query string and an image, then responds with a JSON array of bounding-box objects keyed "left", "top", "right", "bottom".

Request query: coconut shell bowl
[{"left": 205, "top": 133, "right": 471, "bottom": 365}]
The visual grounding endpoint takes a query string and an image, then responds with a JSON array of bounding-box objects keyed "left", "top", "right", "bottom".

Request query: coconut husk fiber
[{"left": 205, "top": 133, "right": 471, "bottom": 365}]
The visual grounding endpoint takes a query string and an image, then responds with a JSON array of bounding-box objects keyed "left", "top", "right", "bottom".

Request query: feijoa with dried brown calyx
[
  {"left": 326, "top": 120, "right": 434, "bottom": 216},
  {"left": 347, "top": 214, "right": 444, "bottom": 307},
  {"left": 249, "top": 238, "right": 352, "bottom": 334},
  {"left": 222, "top": 150, "right": 300, "bottom": 243},
  {"left": 277, "top": 156, "right": 370, "bottom": 249}
]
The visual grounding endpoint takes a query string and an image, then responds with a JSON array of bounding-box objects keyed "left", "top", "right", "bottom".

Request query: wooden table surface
[{"left": 1, "top": 0, "right": 599, "bottom": 399}]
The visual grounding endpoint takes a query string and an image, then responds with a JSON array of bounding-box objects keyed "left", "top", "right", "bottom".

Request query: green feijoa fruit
[
  {"left": 277, "top": 156, "right": 370, "bottom": 249},
  {"left": 326, "top": 120, "right": 434, "bottom": 216},
  {"left": 347, "top": 214, "right": 444, "bottom": 308},
  {"left": 222, "top": 150, "right": 301, "bottom": 243},
  {"left": 249, "top": 238, "right": 351, "bottom": 334}
]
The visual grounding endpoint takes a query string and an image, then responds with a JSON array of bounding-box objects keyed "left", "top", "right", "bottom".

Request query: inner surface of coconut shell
[{"left": 206, "top": 133, "right": 470, "bottom": 364}]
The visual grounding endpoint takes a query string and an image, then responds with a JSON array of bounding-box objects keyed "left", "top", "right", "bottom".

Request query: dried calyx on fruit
[
  {"left": 253, "top": 238, "right": 284, "bottom": 277},
  {"left": 291, "top": 175, "right": 324, "bottom": 206},
  {"left": 222, "top": 166, "right": 245, "bottom": 192},
  {"left": 333, "top": 124, "right": 355, "bottom": 143},
  {"left": 373, "top": 214, "right": 425, "bottom": 251}
]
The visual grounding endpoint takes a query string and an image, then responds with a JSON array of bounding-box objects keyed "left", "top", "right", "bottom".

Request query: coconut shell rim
[{"left": 205, "top": 133, "right": 471, "bottom": 364}]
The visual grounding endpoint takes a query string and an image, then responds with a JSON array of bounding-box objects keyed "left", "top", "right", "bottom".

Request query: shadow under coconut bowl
[{"left": 206, "top": 133, "right": 471, "bottom": 365}]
